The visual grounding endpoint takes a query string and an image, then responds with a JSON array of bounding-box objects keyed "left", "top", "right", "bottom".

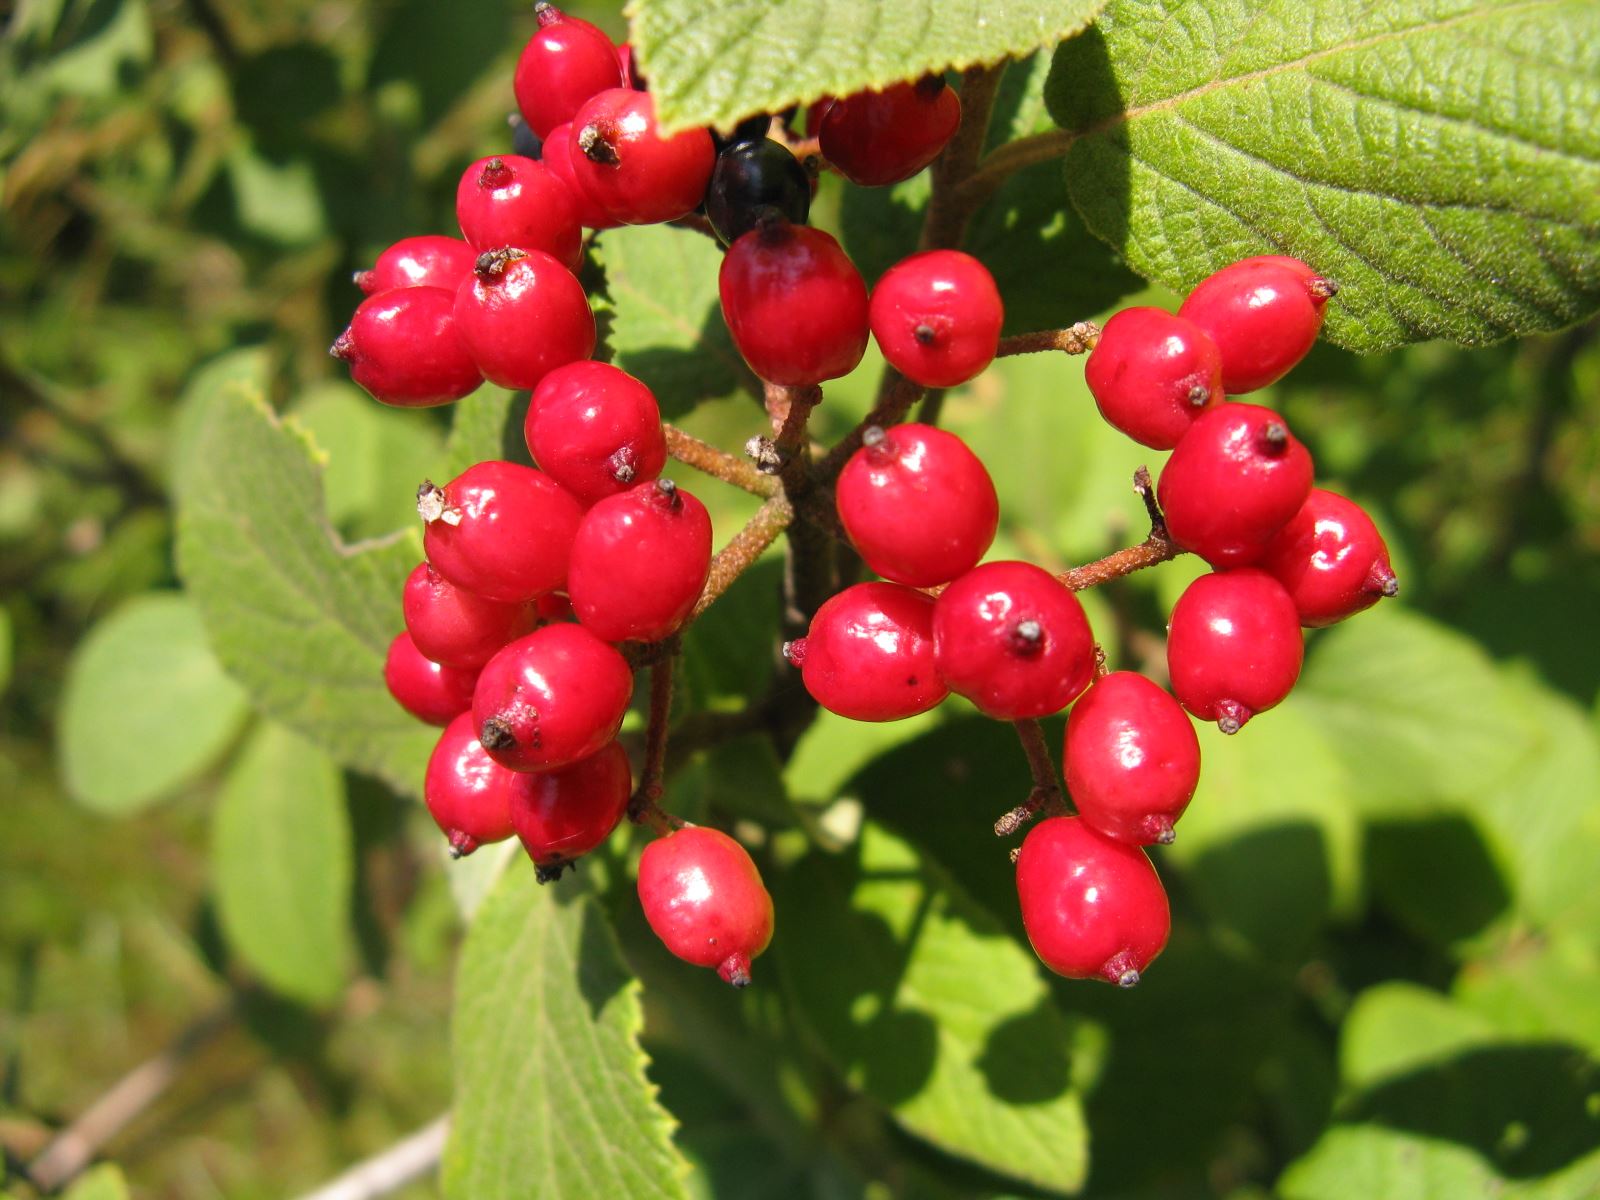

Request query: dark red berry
[
  {"left": 869, "top": 250, "right": 1003, "bottom": 388},
  {"left": 818, "top": 76, "right": 961, "bottom": 187},
  {"left": 787, "top": 582, "right": 946, "bottom": 721},
  {"left": 525, "top": 360, "right": 667, "bottom": 507},
  {"left": 568, "top": 480, "right": 712, "bottom": 643},
  {"left": 455, "top": 155, "right": 582, "bottom": 271},
  {"left": 356, "top": 235, "right": 476, "bottom": 295},
  {"left": 1167, "top": 569, "right": 1303, "bottom": 734},
  {"left": 1178, "top": 255, "right": 1334, "bottom": 393},
  {"left": 835, "top": 423, "right": 998, "bottom": 587},
  {"left": 331, "top": 287, "right": 482, "bottom": 408},
  {"left": 571, "top": 88, "right": 715, "bottom": 225},
  {"left": 719, "top": 220, "right": 869, "bottom": 386},
  {"left": 1157, "top": 402, "right": 1314, "bottom": 567},
  {"left": 638, "top": 825, "right": 774, "bottom": 986},
  {"left": 1064, "top": 672, "right": 1200, "bottom": 846},
  {"left": 541, "top": 121, "right": 621, "bottom": 230},
  {"left": 704, "top": 138, "right": 811, "bottom": 246},
  {"left": 384, "top": 631, "right": 478, "bottom": 726},
  {"left": 510, "top": 739, "right": 632, "bottom": 881},
  {"left": 513, "top": 2, "right": 623, "bottom": 139},
  {"left": 1084, "top": 307, "right": 1224, "bottom": 449},
  {"left": 423, "top": 712, "right": 519, "bottom": 856},
  {"left": 1259, "top": 488, "right": 1398, "bottom": 627},
  {"left": 932, "top": 561, "right": 1095, "bottom": 719},
  {"left": 472, "top": 623, "right": 633, "bottom": 772},
  {"left": 418, "top": 461, "right": 583, "bottom": 604},
  {"left": 402, "top": 561, "right": 537, "bottom": 670},
  {"left": 453, "top": 248, "right": 595, "bottom": 391},
  {"left": 1016, "top": 815, "right": 1170, "bottom": 986},
  {"left": 535, "top": 591, "right": 574, "bottom": 624},
  {"left": 615, "top": 41, "right": 642, "bottom": 90}
]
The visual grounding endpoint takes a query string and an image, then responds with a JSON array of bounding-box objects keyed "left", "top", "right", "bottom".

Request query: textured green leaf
[
  {"left": 442, "top": 385, "right": 530, "bottom": 480},
  {"left": 212, "top": 723, "right": 351, "bottom": 1005},
  {"left": 1456, "top": 933, "right": 1600, "bottom": 1058},
  {"left": 1282, "top": 1128, "right": 1600, "bottom": 1200},
  {"left": 1047, "top": 0, "right": 1600, "bottom": 353},
  {"left": 443, "top": 871, "right": 690, "bottom": 1200},
  {"left": 630, "top": 0, "right": 1110, "bottom": 133},
  {"left": 61, "top": 1164, "right": 131, "bottom": 1200},
  {"left": 58, "top": 592, "right": 249, "bottom": 814}
]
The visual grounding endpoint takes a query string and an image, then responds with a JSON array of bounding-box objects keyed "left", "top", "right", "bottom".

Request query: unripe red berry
[
  {"left": 331, "top": 287, "right": 482, "bottom": 408},
  {"left": 1016, "top": 816, "right": 1170, "bottom": 986},
  {"left": 513, "top": 2, "right": 623, "bottom": 139},
  {"left": 1259, "top": 488, "right": 1399, "bottom": 626},
  {"left": 453, "top": 248, "right": 595, "bottom": 391},
  {"left": 455, "top": 155, "right": 582, "bottom": 271},
  {"left": 568, "top": 480, "right": 712, "bottom": 643},
  {"left": 571, "top": 89, "right": 715, "bottom": 225},
  {"left": 787, "top": 582, "right": 946, "bottom": 721},
  {"left": 637, "top": 825, "right": 774, "bottom": 986},
  {"left": 1084, "top": 307, "right": 1224, "bottom": 449},
  {"left": 510, "top": 739, "right": 632, "bottom": 882},
  {"left": 1167, "top": 569, "right": 1303, "bottom": 733},
  {"left": 356, "top": 235, "right": 476, "bottom": 295},
  {"left": 384, "top": 631, "right": 477, "bottom": 726},
  {"left": 525, "top": 360, "right": 667, "bottom": 507},
  {"left": 541, "top": 121, "right": 622, "bottom": 230},
  {"left": 402, "top": 561, "right": 537, "bottom": 670},
  {"left": 869, "top": 250, "right": 1003, "bottom": 388},
  {"left": 423, "top": 711, "right": 519, "bottom": 857},
  {"left": 1178, "top": 255, "right": 1334, "bottom": 393},
  {"left": 835, "top": 423, "right": 999, "bottom": 587},
  {"left": 818, "top": 77, "right": 961, "bottom": 187},
  {"left": 1064, "top": 672, "right": 1200, "bottom": 846}
]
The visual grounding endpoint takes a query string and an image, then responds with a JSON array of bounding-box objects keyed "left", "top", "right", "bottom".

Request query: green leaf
[
  {"left": 58, "top": 592, "right": 249, "bottom": 814},
  {"left": 225, "top": 143, "right": 327, "bottom": 245},
  {"left": 443, "top": 871, "right": 690, "bottom": 1200},
  {"left": 442, "top": 385, "right": 530, "bottom": 480},
  {"left": 630, "top": 0, "right": 1110, "bottom": 133},
  {"left": 1340, "top": 982, "right": 1499, "bottom": 1091},
  {"left": 61, "top": 1164, "right": 131, "bottom": 1200},
  {"left": 0, "top": 605, "right": 12, "bottom": 695},
  {"left": 212, "top": 723, "right": 351, "bottom": 1005},
  {"left": 1455, "top": 933, "right": 1600, "bottom": 1059},
  {"left": 1046, "top": 0, "right": 1600, "bottom": 353},
  {"left": 1282, "top": 1128, "right": 1600, "bottom": 1200}
]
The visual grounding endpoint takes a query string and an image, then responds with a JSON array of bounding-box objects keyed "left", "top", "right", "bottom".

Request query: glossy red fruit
[
  {"left": 869, "top": 250, "right": 1003, "bottom": 388},
  {"left": 1260, "top": 488, "right": 1399, "bottom": 627},
  {"left": 616, "top": 42, "right": 641, "bottom": 90},
  {"left": 1157, "top": 402, "right": 1314, "bottom": 567},
  {"left": 571, "top": 88, "right": 715, "bottom": 225},
  {"left": 835, "top": 423, "right": 999, "bottom": 587},
  {"left": 1065, "top": 672, "right": 1200, "bottom": 846},
  {"left": 638, "top": 826, "right": 774, "bottom": 986},
  {"left": 819, "top": 77, "right": 961, "bottom": 187},
  {"left": 455, "top": 155, "right": 582, "bottom": 270},
  {"left": 568, "top": 480, "right": 712, "bottom": 643},
  {"left": 1178, "top": 255, "right": 1335, "bottom": 393},
  {"left": 384, "top": 632, "right": 478, "bottom": 726},
  {"left": 331, "top": 287, "right": 482, "bottom": 408},
  {"left": 786, "top": 582, "right": 946, "bottom": 721},
  {"left": 1167, "top": 569, "right": 1303, "bottom": 733},
  {"left": 356, "top": 235, "right": 475, "bottom": 295},
  {"left": 719, "top": 220, "right": 869, "bottom": 386},
  {"left": 453, "top": 248, "right": 595, "bottom": 391},
  {"left": 932, "top": 561, "right": 1095, "bottom": 719},
  {"left": 525, "top": 360, "right": 667, "bottom": 507},
  {"left": 423, "top": 712, "right": 519, "bottom": 856},
  {"left": 472, "top": 623, "right": 633, "bottom": 772},
  {"left": 1016, "top": 816, "right": 1170, "bottom": 986},
  {"left": 1084, "top": 307, "right": 1225, "bottom": 449},
  {"left": 541, "top": 121, "right": 621, "bottom": 230},
  {"left": 418, "top": 461, "right": 584, "bottom": 603},
  {"left": 535, "top": 591, "right": 574, "bottom": 624},
  {"left": 510, "top": 739, "right": 632, "bottom": 882},
  {"left": 402, "top": 561, "right": 537, "bottom": 670},
  {"left": 513, "top": 2, "right": 623, "bottom": 139}
]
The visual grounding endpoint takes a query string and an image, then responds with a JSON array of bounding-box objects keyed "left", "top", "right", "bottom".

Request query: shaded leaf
[{"left": 61, "top": 1165, "right": 131, "bottom": 1200}]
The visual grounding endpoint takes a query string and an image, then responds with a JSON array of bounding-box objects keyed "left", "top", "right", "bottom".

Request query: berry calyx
[
  {"left": 789, "top": 582, "right": 947, "bottom": 722},
  {"left": 1259, "top": 488, "right": 1399, "bottom": 626},
  {"left": 452, "top": 247, "right": 595, "bottom": 391},
  {"left": 818, "top": 76, "right": 961, "bottom": 187},
  {"left": 455, "top": 155, "right": 582, "bottom": 271},
  {"left": 1083, "top": 306, "right": 1224, "bottom": 449},
  {"left": 524, "top": 360, "right": 667, "bottom": 507},
  {"left": 637, "top": 826, "right": 774, "bottom": 987},
  {"left": 1178, "top": 255, "right": 1334, "bottom": 393},
  {"left": 1167, "top": 569, "right": 1304, "bottom": 733},
  {"left": 869, "top": 250, "right": 1003, "bottom": 389},
  {"left": 423, "top": 712, "right": 519, "bottom": 857},
  {"left": 541, "top": 121, "right": 622, "bottom": 230},
  {"left": 384, "top": 631, "right": 478, "bottom": 726},
  {"left": 1064, "top": 672, "right": 1200, "bottom": 845},
  {"left": 402, "top": 561, "right": 537, "bottom": 670},
  {"left": 355, "top": 235, "right": 476, "bottom": 295},
  {"left": 571, "top": 88, "right": 715, "bottom": 225},
  {"left": 510, "top": 739, "right": 632, "bottom": 881},
  {"left": 331, "top": 287, "right": 482, "bottom": 408},
  {"left": 704, "top": 138, "right": 811, "bottom": 246},
  {"left": 513, "top": 3, "right": 623, "bottom": 139},
  {"left": 418, "top": 461, "right": 583, "bottom": 603}
]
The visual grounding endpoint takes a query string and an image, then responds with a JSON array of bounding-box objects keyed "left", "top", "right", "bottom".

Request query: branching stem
[
  {"left": 664, "top": 423, "right": 776, "bottom": 496},
  {"left": 628, "top": 656, "right": 680, "bottom": 834}
]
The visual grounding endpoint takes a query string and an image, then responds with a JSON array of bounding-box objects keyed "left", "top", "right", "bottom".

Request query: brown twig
[
  {"left": 952, "top": 128, "right": 1077, "bottom": 211},
  {"left": 292, "top": 1115, "right": 450, "bottom": 1200},
  {"left": 997, "top": 323, "right": 1102, "bottom": 358},
  {"left": 628, "top": 656, "right": 680, "bottom": 833},
  {"left": 817, "top": 375, "right": 926, "bottom": 479},
  {"left": 1058, "top": 467, "right": 1182, "bottom": 591},
  {"left": 664, "top": 423, "right": 776, "bottom": 497},
  {"left": 692, "top": 494, "right": 794, "bottom": 619},
  {"left": 999, "top": 719, "right": 1072, "bottom": 836},
  {"left": 920, "top": 63, "right": 1009, "bottom": 251}
]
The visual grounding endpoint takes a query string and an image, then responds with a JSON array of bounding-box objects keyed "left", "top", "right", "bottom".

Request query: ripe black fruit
[{"left": 705, "top": 138, "right": 810, "bottom": 246}]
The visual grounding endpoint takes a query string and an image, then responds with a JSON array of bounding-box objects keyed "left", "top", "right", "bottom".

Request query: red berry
[
  {"left": 418, "top": 461, "right": 583, "bottom": 604},
  {"left": 615, "top": 42, "right": 641, "bottom": 90},
  {"left": 423, "top": 712, "right": 519, "bottom": 856},
  {"left": 402, "top": 561, "right": 537, "bottom": 670},
  {"left": 331, "top": 287, "right": 482, "bottom": 408},
  {"left": 541, "top": 121, "right": 621, "bottom": 230},
  {"left": 1167, "top": 569, "right": 1303, "bottom": 734},
  {"left": 472, "top": 623, "right": 633, "bottom": 772},
  {"left": 1259, "top": 488, "right": 1399, "bottom": 627},
  {"left": 787, "top": 582, "right": 946, "bottom": 721},
  {"left": 1157, "top": 402, "right": 1314, "bottom": 567},
  {"left": 568, "top": 480, "right": 712, "bottom": 643},
  {"left": 932, "top": 561, "right": 1095, "bottom": 719},
  {"left": 384, "top": 631, "right": 477, "bottom": 726},
  {"left": 571, "top": 88, "right": 715, "bottom": 225},
  {"left": 835, "top": 423, "right": 998, "bottom": 587},
  {"left": 869, "top": 250, "right": 1003, "bottom": 388},
  {"left": 719, "top": 220, "right": 869, "bottom": 386},
  {"left": 525, "top": 360, "right": 667, "bottom": 507},
  {"left": 535, "top": 591, "right": 574, "bottom": 624},
  {"left": 513, "top": 2, "right": 622, "bottom": 139},
  {"left": 1083, "top": 307, "right": 1224, "bottom": 449},
  {"left": 637, "top": 825, "right": 774, "bottom": 986},
  {"left": 1065, "top": 672, "right": 1200, "bottom": 846},
  {"left": 1178, "top": 255, "right": 1334, "bottom": 393},
  {"left": 356, "top": 235, "right": 475, "bottom": 295},
  {"left": 455, "top": 155, "right": 582, "bottom": 271},
  {"left": 818, "top": 77, "right": 961, "bottom": 187},
  {"left": 510, "top": 740, "right": 632, "bottom": 882},
  {"left": 453, "top": 248, "right": 595, "bottom": 391},
  {"left": 1016, "top": 816, "right": 1170, "bottom": 986}
]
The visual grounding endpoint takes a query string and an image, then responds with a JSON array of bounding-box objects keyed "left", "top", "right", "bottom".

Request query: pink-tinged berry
[
  {"left": 1157, "top": 402, "right": 1314, "bottom": 567},
  {"left": 513, "top": 2, "right": 623, "bottom": 139},
  {"left": 525, "top": 360, "right": 667, "bottom": 507},
  {"left": 418, "top": 461, "right": 583, "bottom": 604},
  {"left": 331, "top": 287, "right": 482, "bottom": 408},
  {"left": 1084, "top": 307, "right": 1224, "bottom": 449},
  {"left": 835, "top": 423, "right": 998, "bottom": 587},
  {"left": 453, "top": 248, "right": 595, "bottom": 391},
  {"left": 571, "top": 88, "right": 715, "bottom": 225},
  {"left": 568, "top": 480, "right": 712, "bottom": 643},
  {"left": 869, "top": 250, "right": 1003, "bottom": 388},
  {"left": 356, "top": 235, "right": 476, "bottom": 295},
  {"left": 384, "top": 632, "right": 477, "bottom": 726},
  {"left": 455, "top": 155, "right": 582, "bottom": 271},
  {"left": 1065, "top": 672, "right": 1200, "bottom": 846},
  {"left": 510, "top": 740, "right": 632, "bottom": 882},
  {"left": 638, "top": 826, "right": 774, "bottom": 987},
  {"left": 819, "top": 77, "right": 961, "bottom": 187},
  {"left": 1260, "top": 488, "right": 1399, "bottom": 627},
  {"left": 1167, "top": 569, "right": 1303, "bottom": 734},
  {"left": 402, "top": 561, "right": 537, "bottom": 670},
  {"left": 1178, "top": 255, "right": 1335, "bottom": 393},
  {"left": 932, "top": 561, "right": 1095, "bottom": 719},
  {"left": 541, "top": 121, "right": 621, "bottom": 230},
  {"left": 423, "top": 712, "right": 519, "bottom": 857},
  {"left": 1016, "top": 816, "right": 1170, "bottom": 986},
  {"left": 787, "top": 582, "right": 946, "bottom": 721}
]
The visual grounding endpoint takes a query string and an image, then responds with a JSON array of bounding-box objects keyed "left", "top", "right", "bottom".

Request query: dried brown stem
[
  {"left": 818, "top": 375, "right": 926, "bottom": 479},
  {"left": 664, "top": 423, "right": 776, "bottom": 497},
  {"left": 997, "top": 322, "right": 1102, "bottom": 358},
  {"left": 692, "top": 494, "right": 794, "bottom": 619},
  {"left": 628, "top": 656, "right": 680, "bottom": 833},
  {"left": 1056, "top": 467, "right": 1182, "bottom": 591},
  {"left": 292, "top": 1115, "right": 450, "bottom": 1200},
  {"left": 920, "top": 62, "right": 1009, "bottom": 251}
]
